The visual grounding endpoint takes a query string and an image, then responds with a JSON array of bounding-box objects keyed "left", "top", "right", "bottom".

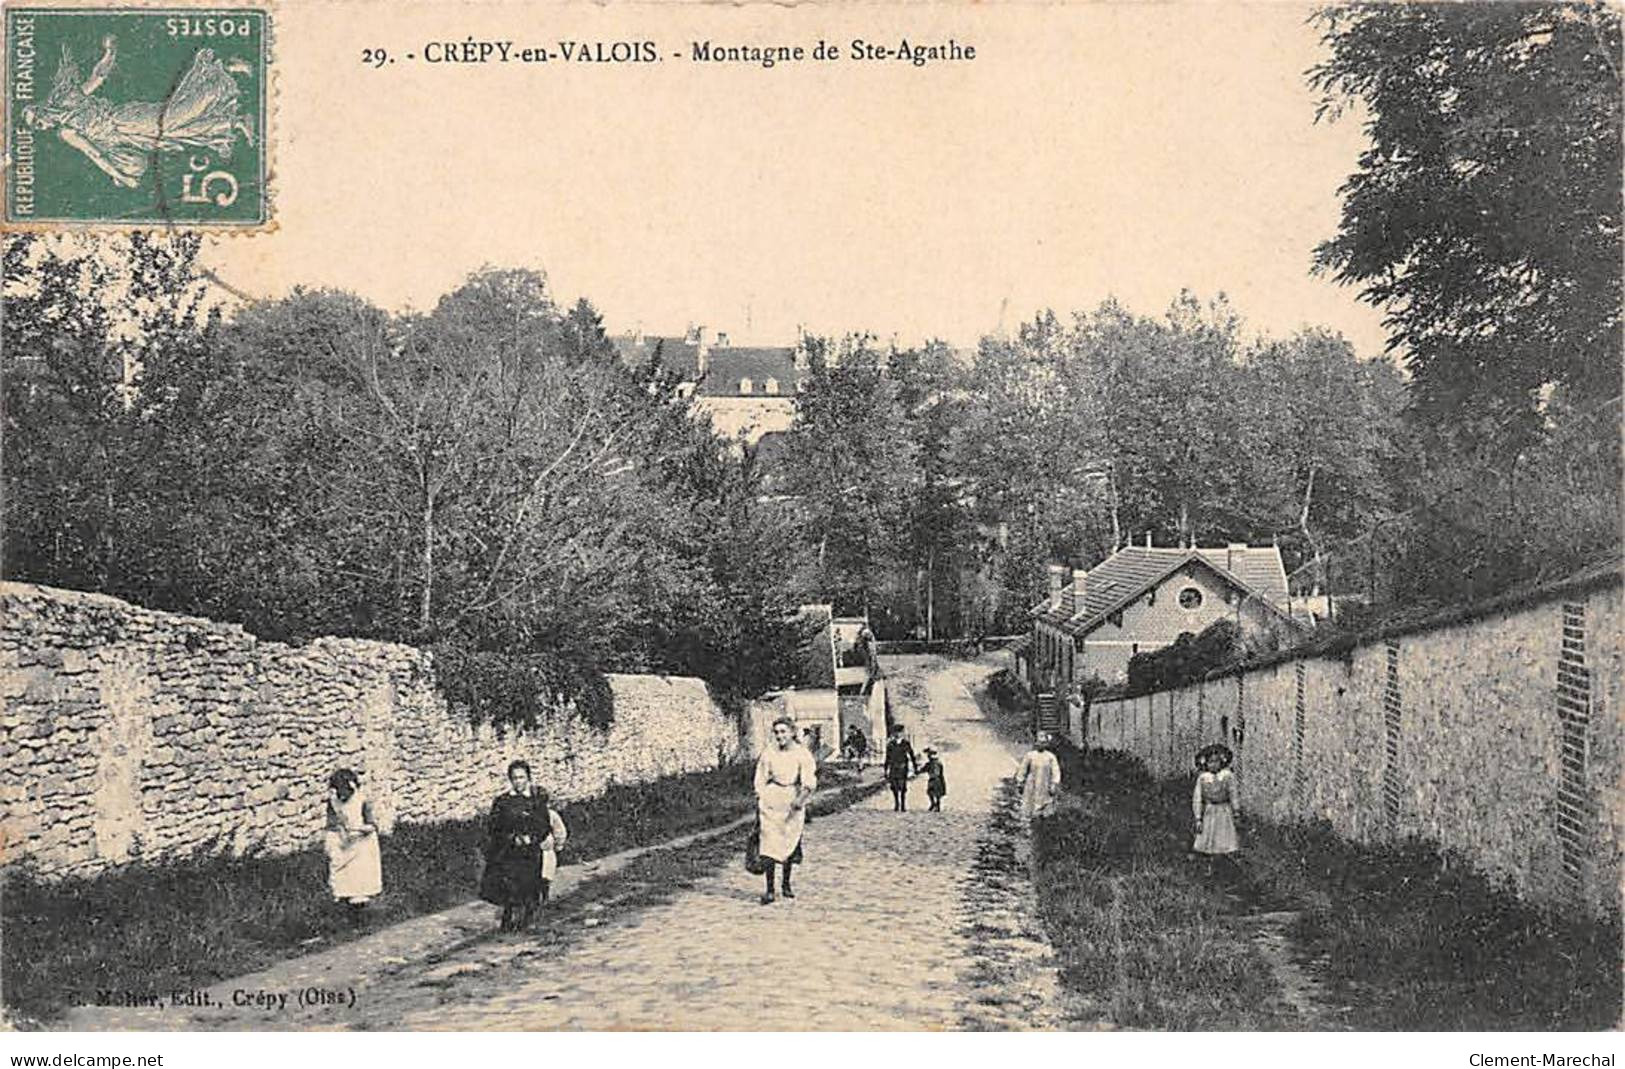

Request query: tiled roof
[
  {"left": 612, "top": 335, "right": 704, "bottom": 381},
  {"left": 1190, "top": 547, "right": 1288, "bottom": 602},
  {"left": 696, "top": 347, "right": 799, "bottom": 397},
  {"left": 1031, "top": 545, "right": 1291, "bottom": 637}
]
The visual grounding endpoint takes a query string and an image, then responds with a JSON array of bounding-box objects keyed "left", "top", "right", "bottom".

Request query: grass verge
[
  {"left": 980, "top": 670, "right": 1619, "bottom": 1030},
  {"left": 1031, "top": 745, "right": 1295, "bottom": 1030},
  {"left": 2, "top": 761, "right": 863, "bottom": 1025},
  {"left": 1247, "top": 819, "right": 1621, "bottom": 1030}
]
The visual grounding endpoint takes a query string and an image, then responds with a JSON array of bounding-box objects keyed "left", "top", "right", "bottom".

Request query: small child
[
  {"left": 536, "top": 789, "right": 569, "bottom": 903},
  {"left": 1192, "top": 743, "right": 1240, "bottom": 860},
  {"left": 921, "top": 747, "right": 947, "bottom": 812}
]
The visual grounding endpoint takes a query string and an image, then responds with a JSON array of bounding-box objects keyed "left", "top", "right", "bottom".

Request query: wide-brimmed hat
[
  {"left": 1196, "top": 743, "right": 1233, "bottom": 768},
  {"left": 924, "top": 746, "right": 938, "bottom": 756}
]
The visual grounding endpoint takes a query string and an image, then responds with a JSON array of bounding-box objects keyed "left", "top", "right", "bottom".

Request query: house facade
[
  {"left": 1025, "top": 543, "right": 1299, "bottom": 690},
  {"left": 613, "top": 328, "right": 801, "bottom": 446}
]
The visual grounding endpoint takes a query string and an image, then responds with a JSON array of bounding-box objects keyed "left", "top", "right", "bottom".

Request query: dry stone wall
[
  {"left": 1082, "top": 576, "right": 1622, "bottom": 919},
  {"left": 0, "top": 583, "right": 742, "bottom": 879}
]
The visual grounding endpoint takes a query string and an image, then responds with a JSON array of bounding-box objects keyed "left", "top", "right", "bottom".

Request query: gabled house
[
  {"left": 1025, "top": 543, "right": 1300, "bottom": 689},
  {"left": 692, "top": 343, "right": 801, "bottom": 444},
  {"left": 611, "top": 328, "right": 709, "bottom": 398},
  {"left": 613, "top": 328, "right": 801, "bottom": 445}
]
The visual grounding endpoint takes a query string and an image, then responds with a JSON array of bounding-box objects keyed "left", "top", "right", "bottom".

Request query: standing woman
[
  {"left": 884, "top": 724, "right": 918, "bottom": 812},
  {"left": 754, "top": 717, "right": 816, "bottom": 904},
  {"left": 324, "top": 768, "right": 382, "bottom": 921},
  {"left": 1192, "top": 743, "right": 1240, "bottom": 860},
  {"left": 480, "top": 760, "right": 548, "bottom": 931},
  {"left": 1017, "top": 733, "right": 1063, "bottom": 820}
]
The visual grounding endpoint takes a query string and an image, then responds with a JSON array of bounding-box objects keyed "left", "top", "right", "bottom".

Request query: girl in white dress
[
  {"left": 754, "top": 717, "right": 817, "bottom": 904},
  {"left": 1192, "top": 744, "right": 1240, "bottom": 856},
  {"left": 323, "top": 768, "right": 382, "bottom": 919}
]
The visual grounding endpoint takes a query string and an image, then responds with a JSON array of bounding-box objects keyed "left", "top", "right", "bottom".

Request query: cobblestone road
[
  {"left": 66, "top": 657, "right": 1081, "bottom": 1031},
  {"left": 389, "top": 658, "right": 1073, "bottom": 1031}
]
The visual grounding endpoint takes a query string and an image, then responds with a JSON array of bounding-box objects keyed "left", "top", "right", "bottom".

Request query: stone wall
[
  {"left": 1080, "top": 573, "right": 1622, "bottom": 919},
  {"left": 0, "top": 583, "right": 743, "bottom": 879}
]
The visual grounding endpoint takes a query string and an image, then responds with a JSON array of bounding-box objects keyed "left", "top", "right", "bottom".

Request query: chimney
[
  {"left": 1069, "top": 567, "right": 1089, "bottom": 617},
  {"left": 715, "top": 331, "right": 730, "bottom": 349},
  {"left": 692, "top": 325, "right": 710, "bottom": 381},
  {"left": 1047, "top": 563, "right": 1068, "bottom": 604},
  {"left": 1227, "top": 542, "right": 1248, "bottom": 574},
  {"left": 1144, "top": 531, "right": 1152, "bottom": 548}
]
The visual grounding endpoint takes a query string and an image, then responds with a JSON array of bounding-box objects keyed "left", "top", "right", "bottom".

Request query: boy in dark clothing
[
  {"left": 884, "top": 725, "right": 918, "bottom": 812},
  {"left": 921, "top": 747, "right": 947, "bottom": 812}
]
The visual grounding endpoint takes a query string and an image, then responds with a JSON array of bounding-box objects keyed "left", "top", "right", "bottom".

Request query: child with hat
[
  {"left": 1192, "top": 743, "right": 1240, "bottom": 856},
  {"left": 920, "top": 747, "right": 947, "bottom": 812}
]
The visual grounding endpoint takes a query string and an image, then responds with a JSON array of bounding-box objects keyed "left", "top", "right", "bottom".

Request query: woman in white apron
[
  {"left": 323, "top": 768, "right": 382, "bottom": 919},
  {"left": 754, "top": 717, "right": 816, "bottom": 904}
]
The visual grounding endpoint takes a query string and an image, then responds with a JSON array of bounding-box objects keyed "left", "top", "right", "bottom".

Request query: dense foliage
[
  {"left": 1310, "top": 2, "right": 1622, "bottom": 441},
  {"left": 2, "top": 236, "right": 809, "bottom": 725},
  {"left": 774, "top": 296, "right": 1407, "bottom": 636},
  {"left": 1125, "top": 619, "right": 1241, "bottom": 696},
  {"left": 7, "top": 3, "right": 1617, "bottom": 684},
  {"left": 1309, "top": 1, "right": 1623, "bottom": 604}
]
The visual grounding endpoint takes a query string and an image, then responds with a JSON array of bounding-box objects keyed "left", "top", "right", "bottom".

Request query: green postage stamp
[{"left": 5, "top": 6, "right": 269, "bottom": 227}]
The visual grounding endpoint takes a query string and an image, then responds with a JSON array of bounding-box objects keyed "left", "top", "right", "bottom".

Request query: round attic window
[{"left": 1178, "top": 586, "right": 1204, "bottom": 610}]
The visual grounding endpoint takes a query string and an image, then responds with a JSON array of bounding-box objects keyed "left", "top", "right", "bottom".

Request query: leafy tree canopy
[{"left": 1310, "top": 2, "right": 1622, "bottom": 442}]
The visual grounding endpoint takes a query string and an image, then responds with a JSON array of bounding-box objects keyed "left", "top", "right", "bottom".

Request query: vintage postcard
[{"left": 1, "top": 0, "right": 1619, "bottom": 1055}]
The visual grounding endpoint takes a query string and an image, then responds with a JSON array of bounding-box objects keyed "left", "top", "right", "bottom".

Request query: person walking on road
[
  {"left": 884, "top": 724, "right": 919, "bottom": 812},
  {"left": 480, "top": 760, "right": 549, "bottom": 931},
  {"left": 1017, "top": 733, "right": 1063, "bottom": 820},
  {"left": 842, "top": 725, "right": 869, "bottom": 768},
  {"left": 323, "top": 768, "right": 382, "bottom": 921},
  {"left": 755, "top": 717, "right": 816, "bottom": 904},
  {"left": 1192, "top": 743, "right": 1240, "bottom": 860},
  {"left": 921, "top": 747, "right": 947, "bottom": 812}
]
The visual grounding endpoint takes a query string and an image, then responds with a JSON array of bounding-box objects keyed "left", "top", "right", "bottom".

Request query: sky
[{"left": 204, "top": 0, "right": 1390, "bottom": 358}]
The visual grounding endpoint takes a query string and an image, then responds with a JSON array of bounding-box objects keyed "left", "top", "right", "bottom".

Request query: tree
[
  {"left": 891, "top": 340, "right": 973, "bottom": 639},
  {"left": 2, "top": 232, "right": 233, "bottom": 604},
  {"left": 5, "top": 242, "right": 813, "bottom": 726},
  {"left": 1236, "top": 328, "right": 1409, "bottom": 588},
  {"left": 1310, "top": 3, "right": 1622, "bottom": 442},
  {"left": 944, "top": 296, "right": 1407, "bottom": 626},
  {"left": 779, "top": 338, "right": 921, "bottom": 622},
  {"left": 952, "top": 312, "right": 1111, "bottom": 630}
]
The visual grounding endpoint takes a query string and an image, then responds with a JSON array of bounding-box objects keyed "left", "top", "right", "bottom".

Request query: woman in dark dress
[{"left": 479, "top": 759, "right": 549, "bottom": 931}]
